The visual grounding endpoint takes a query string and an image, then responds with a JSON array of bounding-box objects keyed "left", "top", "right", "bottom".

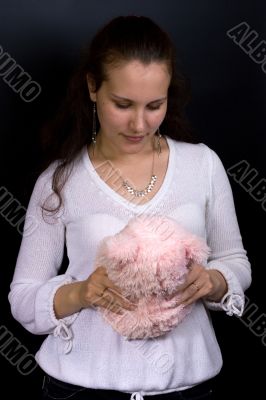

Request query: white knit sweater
[{"left": 9, "top": 137, "right": 251, "bottom": 399}]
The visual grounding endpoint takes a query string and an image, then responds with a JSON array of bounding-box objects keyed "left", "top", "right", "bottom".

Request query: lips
[
  {"left": 124, "top": 135, "right": 144, "bottom": 139},
  {"left": 123, "top": 134, "right": 144, "bottom": 143}
]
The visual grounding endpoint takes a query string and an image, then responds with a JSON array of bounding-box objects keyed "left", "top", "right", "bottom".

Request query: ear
[
  {"left": 86, "top": 73, "right": 97, "bottom": 102},
  {"left": 183, "top": 235, "right": 211, "bottom": 264}
]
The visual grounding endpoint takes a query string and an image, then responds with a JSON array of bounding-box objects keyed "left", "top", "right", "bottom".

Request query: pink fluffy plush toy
[{"left": 94, "top": 215, "right": 210, "bottom": 339}]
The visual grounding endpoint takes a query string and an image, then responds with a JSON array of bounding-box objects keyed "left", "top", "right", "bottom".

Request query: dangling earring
[
  {"left": 92, "top": 102, "right": 97, "bottom": 156},
  {"left": 156, "top": 128, "right": 162, "bottom": 156}
]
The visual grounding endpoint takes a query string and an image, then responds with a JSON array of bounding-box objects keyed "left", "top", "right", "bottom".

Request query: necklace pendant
[{"left": 123, "top": 174, "right": 157, "bottom": 197}]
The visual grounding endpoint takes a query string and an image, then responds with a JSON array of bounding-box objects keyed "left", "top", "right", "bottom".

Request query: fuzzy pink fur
[{"left": 94, "top": 215, "right": 210, "bottom": 339}]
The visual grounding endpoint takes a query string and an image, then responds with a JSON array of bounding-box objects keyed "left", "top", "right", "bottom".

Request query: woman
[{"left": 9, "top": 15, "right": 251, "bottom": 399}]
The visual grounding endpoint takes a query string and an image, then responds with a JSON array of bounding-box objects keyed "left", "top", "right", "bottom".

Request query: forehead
[{"left": 103, "top": 61, "right": 170, "bottom": 101}]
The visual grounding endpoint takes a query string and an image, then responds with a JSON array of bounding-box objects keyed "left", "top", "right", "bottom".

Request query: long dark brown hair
[{"left": 39, "top": 15, "right": 198, "bottom": 214}]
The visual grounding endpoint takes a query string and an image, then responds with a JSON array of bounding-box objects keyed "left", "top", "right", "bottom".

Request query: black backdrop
[{"left": 0, "top": 1, "right": 265, "bottom": 398}]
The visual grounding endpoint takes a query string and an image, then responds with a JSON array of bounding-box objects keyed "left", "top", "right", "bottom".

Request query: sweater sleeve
[
  {"left": 8, "top": 167, "right": 79, "bottom": 353},
  {"left": 203, "top": 146, "right": 252, "bottom": 316}
]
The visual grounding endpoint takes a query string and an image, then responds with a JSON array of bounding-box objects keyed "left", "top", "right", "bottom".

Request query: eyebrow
[{"left": 110, "top": 93, "right": 167, "bottom": 104}]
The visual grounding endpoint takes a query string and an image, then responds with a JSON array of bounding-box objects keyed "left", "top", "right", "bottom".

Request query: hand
[
  {"left": 167, "top": 263, "right": 228, "bottom": 307},
  {"left": 78, "top": 266, "right": 138, "bottom": 315}
]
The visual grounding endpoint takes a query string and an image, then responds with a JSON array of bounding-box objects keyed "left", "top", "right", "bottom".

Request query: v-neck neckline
[{"left": 82, "top": 135, "right": 175, "bottom": 213}]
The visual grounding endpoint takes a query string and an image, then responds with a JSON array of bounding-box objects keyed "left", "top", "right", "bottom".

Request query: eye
[
  {"left": 115, "top": 103, "right": 163, "bottom": 110},
  {"left": 115, "top": 103, "right": 130, "bottom": 109},
  {"left": 147, "top": 104, "right": 162, "bottom": 111}
]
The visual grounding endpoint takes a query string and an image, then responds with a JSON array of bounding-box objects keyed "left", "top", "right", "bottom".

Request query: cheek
[
  {"left": 98, "top": 103, "right": 122, "bottom": 126},
  {"left": 150, "top": 109, "right": 167, "bottom": 126},
  {"left": 149, "top": 102, "right": 168, "bottom": 125},
  {"left": 107, "top": 109, "right": 127, "bottom": 127}
]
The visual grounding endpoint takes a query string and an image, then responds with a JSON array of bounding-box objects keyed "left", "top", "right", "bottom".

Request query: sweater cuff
[
  {"left": 35, "top": 275, "right": 79, "bottom": 353},
  {"left": 204, "top": 264, "right": 245, "bottom": 316}
]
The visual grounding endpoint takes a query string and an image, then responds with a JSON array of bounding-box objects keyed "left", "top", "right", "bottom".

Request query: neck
[{"left": 92, "top": 132, "right": 157, "bottom": 164}]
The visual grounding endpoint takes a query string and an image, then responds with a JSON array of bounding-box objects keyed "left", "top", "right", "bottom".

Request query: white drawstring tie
[
  {"left": 53, "top": 321, "right": 73, "bottom": 354},
  {"left": 130, "top": 391, "right": 145, "bottom": 399},
  {"left": 221, "top": 293, "right": 244, "bottom": 316}
]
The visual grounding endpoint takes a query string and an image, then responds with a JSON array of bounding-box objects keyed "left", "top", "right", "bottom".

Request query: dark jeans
[{"left": 42, "top": 374, "right": 215, "bottom": 400}]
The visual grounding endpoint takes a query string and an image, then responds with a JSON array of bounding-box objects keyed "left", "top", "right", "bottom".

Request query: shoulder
[
  {"left": 28, "top": 148, "right": 86, "bottom": 216},
  {"left": 167, "top": 137, "right": 218, "bottom": 163},
  {"left": 166, "top": 137, "right": 227, "bottom": 180},
  {"left": 35, "top": 147, "right": 86, "bottom": 190},
  {"left": 33, "top": 161, "right": 58, "bottom": 192}
]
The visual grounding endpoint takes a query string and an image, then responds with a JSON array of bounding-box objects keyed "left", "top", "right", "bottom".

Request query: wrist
[
  {"left": 54, "top": 281, "right": 84, "bottom": 319},
  {"left": 68, "top": 281, "right": 84, "bottom": 311},
  {"left": 206, "top": 269, "right": 228, "bottom": 302}
]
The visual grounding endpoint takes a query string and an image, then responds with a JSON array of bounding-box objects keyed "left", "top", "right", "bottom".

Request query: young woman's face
[{"left": 87, "top": 60, "right": 171, "bottom": 155}]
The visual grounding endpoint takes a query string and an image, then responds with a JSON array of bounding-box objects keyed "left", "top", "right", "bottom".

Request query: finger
[
  {"left": 87, "top": 284, "right": 114, "bottom": 308},
  {"left": 96, "top": 266, "right": 108, "bottom": 276},
  {"left": 105, "top": 279, "right": 138, "bottom": 306},
  {"left": 106, "top": 281, "right": 128, "bottom": 297},
  {"left": 182, "top": 288, "right": 205, "bottom": 306},
  {"left": 101, "top": 297, "right": 125, "bottom": 315},
  {"left": 108, "top": 287, "right": 136, "bottom": 304},
  {"left": 94, "top": 267, "right": 123, "bottom": 294},
  {"left": 102, "top": 289, "right": 137, "bottom": 311},
  {"left": 173, "top": 265, "right": 204, "bottom": 294},
  {"left": 165, "top": 277, "right": 194, "bottom": 299},
  {"left": 90, "top": 279, "right": 137, "bottom": 310},
  {"left": 95, "top": 271, "right": 137, "bottom": 306},
  {"left": 183, "top": 269, "right": 201, "bottom": 287},
  {"left": 93, "top": 296, "right": 124, "bottom": 315},
  {"left": 100, "top": 274, "right": 132, "bottom": 299},
  {"left": 181, "top": 278, "right": 213, "bottom": 306},
  {"left": 88, "top": 277, "right": 124, "bottom": 301},
  {"left": 174, "top": 282, "right": 203, "bottom": 306},
  {"left": 89, "top": 290, "right": 122, "bottom": 313},
  {"left": 88, "top": 280, "right": 106, "bottom": 297}
]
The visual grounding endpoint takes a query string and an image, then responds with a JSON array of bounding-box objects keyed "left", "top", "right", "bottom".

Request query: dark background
[{"left": 0, "top": 1, "right": 265, "bottom": 398}]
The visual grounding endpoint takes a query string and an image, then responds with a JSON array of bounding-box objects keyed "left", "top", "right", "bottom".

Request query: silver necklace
[
  {"left": 94, "top": 135, "right": 161, "bottom": 198},
  {"left": 122, "top": 144, "right": 157, "bottom": 197}
]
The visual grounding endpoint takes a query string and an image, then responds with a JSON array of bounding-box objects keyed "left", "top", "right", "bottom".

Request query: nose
[{"left": 129, "top": 109, "right": 146, "bottom": 134}]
